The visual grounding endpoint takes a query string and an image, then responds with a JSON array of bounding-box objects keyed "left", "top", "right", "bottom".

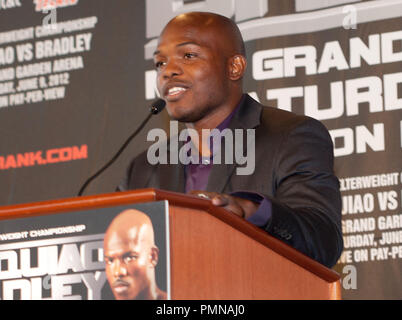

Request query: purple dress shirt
[{"left": 184, "top": 95, "right": 272, "bottom": 227}]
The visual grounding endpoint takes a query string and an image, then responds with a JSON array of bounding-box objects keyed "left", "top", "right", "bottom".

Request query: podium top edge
[{"left": 0, "top": 188, "right": 340, "bottom": 284}]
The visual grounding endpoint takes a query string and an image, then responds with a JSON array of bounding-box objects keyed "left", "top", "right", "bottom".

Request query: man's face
[
  {"left": 153, "top": 20, "right": 230, "bottom": 124},
  {"left": 104, "top": 225, "right": 153, "bottom": 300}
]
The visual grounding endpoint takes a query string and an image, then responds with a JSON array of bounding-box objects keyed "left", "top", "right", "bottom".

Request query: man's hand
[{"left": 190, "top": 191, "right": 259, "bottom": 219}]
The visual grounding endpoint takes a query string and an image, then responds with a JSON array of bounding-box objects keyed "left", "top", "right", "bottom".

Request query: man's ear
[
  {"left": 228, "top": 55, "right": 247, "bottom": 80},
  {"left": 150, "top": 246, "right": 159, "bottom": 268}
]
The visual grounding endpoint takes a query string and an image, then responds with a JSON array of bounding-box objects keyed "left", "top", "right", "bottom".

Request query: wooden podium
[{"left": 0, "top": 188, "right": 341, "bottom": 300}]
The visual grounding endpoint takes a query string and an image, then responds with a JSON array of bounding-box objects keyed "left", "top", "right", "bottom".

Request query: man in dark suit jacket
[{"left": 118, "top": 12, "right": 343, "bottom": 268}]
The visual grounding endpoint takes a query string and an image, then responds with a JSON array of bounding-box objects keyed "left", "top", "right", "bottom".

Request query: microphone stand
[{"left": 77, "top": 99, "right": 165, "bottom": 196}]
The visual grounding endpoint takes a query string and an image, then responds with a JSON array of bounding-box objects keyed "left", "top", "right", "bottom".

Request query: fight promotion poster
[
  {"left": 0, "top": 201, "right": 170, "bottom": 300},
  {"left": 0, "top": 0, "right": 160, "bottom": 203},
  {"left": 0, "top": 0, "right": 401, "bottom": 299}
]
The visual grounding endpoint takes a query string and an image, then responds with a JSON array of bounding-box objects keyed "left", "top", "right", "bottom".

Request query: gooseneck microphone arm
[{"left": 77, "top": 98, "right": 166, "bottom": 196}]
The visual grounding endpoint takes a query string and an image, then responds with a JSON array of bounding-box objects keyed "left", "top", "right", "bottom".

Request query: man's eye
[
  {"left": 184, "top": 52, "right": 197, "bottom": 59},
  {"left": 124, "top": 255, "right": 138, "bottom": 263},
  {"left": 155, "top": 61, "right": 165, "bottom": 69}
]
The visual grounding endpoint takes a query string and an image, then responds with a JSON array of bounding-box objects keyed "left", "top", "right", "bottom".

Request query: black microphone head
[{"left": 149, "top": 99, "right": 166, "bottom": 115}]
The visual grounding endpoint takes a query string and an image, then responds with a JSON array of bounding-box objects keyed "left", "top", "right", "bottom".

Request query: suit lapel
[
  {"left": 206, "top": 95, "right": 262, "bottom": 193},
  {"left": 158, "top": 162, "right": 185, "bottom": 192},
  {"left": 157, "top": 138, "right": 186, "bottom": 193},
  {"left": 205, "top": 144, "right": 237, "bottom": 193}
]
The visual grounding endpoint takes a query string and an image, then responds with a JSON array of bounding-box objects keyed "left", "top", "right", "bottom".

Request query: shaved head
[
  {"left": 104, "top": 209, "right": 166, "bottom": 300},
  {"left": 105, "top": 209, "right": 156, "bottom": 250},
  {"left": 163, "top": 12, "right": 246, "bottom": 57}
]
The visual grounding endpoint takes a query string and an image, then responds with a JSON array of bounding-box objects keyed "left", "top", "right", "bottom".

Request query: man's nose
[
  {"left": 112, "top": 260, "right": 127, "bottom": 277},
  {"left": 162, "top": 59, "right": 182, "bottom": 79}
]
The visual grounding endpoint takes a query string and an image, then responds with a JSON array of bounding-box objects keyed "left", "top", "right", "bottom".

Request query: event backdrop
[{"left": 0, "top": 0, "right": 401, "bottom": 299}]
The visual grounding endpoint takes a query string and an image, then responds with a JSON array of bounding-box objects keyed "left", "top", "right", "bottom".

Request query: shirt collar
[
  {"left": 187, "top": 94, "right": 246, "bottom": 164},
  {"left": 216, "top": 94, "right": 246, "bottom": 131}
]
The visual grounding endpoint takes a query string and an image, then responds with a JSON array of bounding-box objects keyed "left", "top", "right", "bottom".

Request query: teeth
[{"left": 168, "top": 87, "right": 186, "bottom": 95}]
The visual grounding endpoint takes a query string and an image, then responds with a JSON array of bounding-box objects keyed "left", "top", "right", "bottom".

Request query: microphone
[
  {"left": 77, "top": 98, "right": 166, "bottom": 196},
  {"left": 150, "top": 98, "right": 166, "bottom": 114}
]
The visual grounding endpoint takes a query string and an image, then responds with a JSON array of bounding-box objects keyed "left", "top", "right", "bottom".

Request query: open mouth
[{"left": 164, "top": 86, "right": 188, "bottom": 101}]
